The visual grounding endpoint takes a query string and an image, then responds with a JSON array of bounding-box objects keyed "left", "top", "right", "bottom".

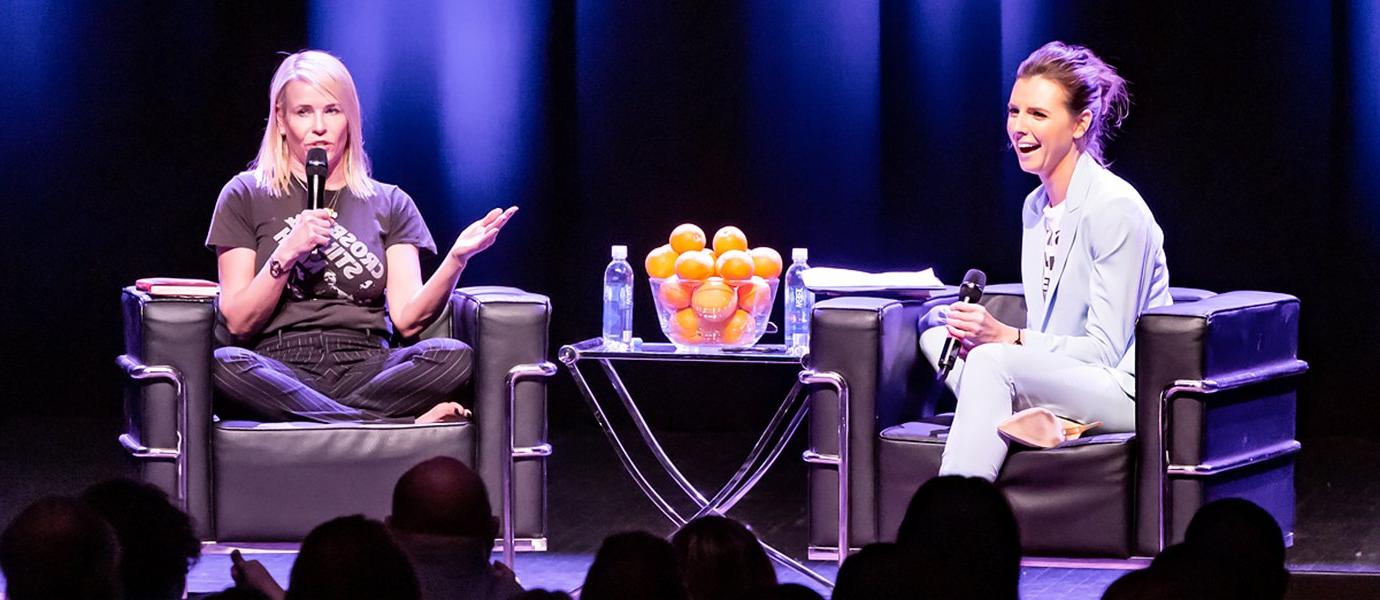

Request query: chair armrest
[
  {"left": 1134, "top": 290, "right": 1305, "bottom": 554},
  {"left": 442, "top": 286, "right": 552, "bottom": 537},
  {"left": 805, "top": 295, "right": 935, "bottom": 546},
  {"left": 120, "top": 287, "right": 217, "bottom": 539}
]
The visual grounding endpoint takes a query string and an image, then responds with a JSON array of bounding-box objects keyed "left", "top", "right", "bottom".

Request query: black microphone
[
  {"left": 306, "top": 148, "right": 328, "bottom": 210},
  {"left": 305, "top": 148, "right": 328, "bottom": 259},
  {"left": 936, "top": 268, "right": 987, "bottom": 380}
]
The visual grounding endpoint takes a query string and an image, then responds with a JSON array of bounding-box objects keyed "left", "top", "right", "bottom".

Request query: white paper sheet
[{"left": 800, "top": 267, "right": 946, "bottom": 293}]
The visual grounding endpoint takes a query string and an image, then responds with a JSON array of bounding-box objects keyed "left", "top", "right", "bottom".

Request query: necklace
[{"left": 296, "top": 176, "right": 342, "bottom": 214}]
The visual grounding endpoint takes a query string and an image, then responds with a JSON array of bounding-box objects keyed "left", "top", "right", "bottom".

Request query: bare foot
[{"left": 416, "top": 402, "right": 471, "bottom": 424}]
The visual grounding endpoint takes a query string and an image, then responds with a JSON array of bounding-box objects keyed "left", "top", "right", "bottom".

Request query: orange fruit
[
  {"left": 736, "top": 276, "right": 772, "bottom": 314},
  {"left": 672, "top": 308, "right": 703, "bottom": 343},
  {"left": 657, "top": 276, "right": 693, "bottom": 310},
  {"left": 712, "top": 226, "right": 749, "bottom": 255},
  {"left": 715, "top": 249, "right": 755, "bottom": 281},
  {"left": 749, "top": 247, "right": 784, "bottom": 279},
  {"left": 721, "top": 310, "right": 753, "bottom": 344},
  {"left": 669, "top": 224, "right": 707, "bottom": 254},
  {"left": 644, "top": 244, "right": 678, "bottom": 279},
  {"left": 674, "top": 250, "right": 715, "bottom": 280},
  {"left": 691, "top": 278, "right": 738, "bottom": 322}
]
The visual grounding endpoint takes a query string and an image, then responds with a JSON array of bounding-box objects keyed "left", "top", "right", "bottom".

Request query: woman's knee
[
  {"left": 407, "top": 338, "right": 475, "bottom": 383},
  {"left": 952, "top": 344, "right": 1019, "bottom": 410},
  {"left": 212, "top": 346, "right": 263, "bottom": 376},
  {"left": 963, "top": 343, "right": 1016, "bottom": 377},
  {"left": 411, "top": 338, "right": 473, "bottom": 362}
]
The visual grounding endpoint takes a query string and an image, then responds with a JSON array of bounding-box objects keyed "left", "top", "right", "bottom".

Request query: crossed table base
[{"left": 558, "top": 338, "right": 833, "bottom": 587}]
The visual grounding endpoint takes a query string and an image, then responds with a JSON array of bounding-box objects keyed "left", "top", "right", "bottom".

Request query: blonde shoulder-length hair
[{"left": 251, "top": 50, "right": 376, "bottom": 197}]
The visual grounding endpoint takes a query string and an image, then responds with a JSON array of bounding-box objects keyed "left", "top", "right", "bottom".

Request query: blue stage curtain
[
  {"left": 310, "top": 0, "right": 552, "bottom": 284},
  {"left": 1345, "top": 0, "right": 1379, "bottom": 237}
]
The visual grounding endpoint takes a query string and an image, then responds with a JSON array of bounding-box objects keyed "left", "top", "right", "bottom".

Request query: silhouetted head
[
  {"left": 896, "top": 476, "right": 1021, "bottom": 599},
  {"left": 757, "top": 583, "right": 825, "bottom": 600},
  {"left": 671, "top": 516, "right": 777, "bottom": 600},
  {"left": 390, "top": 456, "right": 496, "bottom": 541},
  {"left": 0, "top": 496, "right": 121, "bottom": 600},
  {"left": 580, "top": 530, "right": 687, "bottom": 600},
  {"left": 1101, "top": 567, "right": 1155, "bottom": 600},
  {"left": 509, "top": 591, "right": 573, "bottom": 600},
  {"left": 82, "top": 478, "right": 201, "bottom": 600},
  {"left": 1102, "top": 543, "right": 1233, "bottom": 600},
  {"left": 285, "top": 515, "right": 419, "bottom": 600},
  {"left": 832, "top": 543, "right": 922, "bottom": 599},
  {"left": 1182, "top": 498, "right": 1289, "bottom": 599}
]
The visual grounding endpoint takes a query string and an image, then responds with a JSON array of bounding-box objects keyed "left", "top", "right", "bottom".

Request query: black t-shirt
[{"left": 206, "top": 172, "right": 437, "bottom": 338}]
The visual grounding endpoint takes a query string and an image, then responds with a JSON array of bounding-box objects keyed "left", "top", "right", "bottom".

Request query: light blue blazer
[{"left": 1018, "top": 152, "right": 1172, "bottom": 396}]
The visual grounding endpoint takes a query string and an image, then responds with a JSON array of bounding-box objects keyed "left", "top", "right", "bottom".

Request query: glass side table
[{"left": 558, "top": 338, "right": 832, "bottom": 587}]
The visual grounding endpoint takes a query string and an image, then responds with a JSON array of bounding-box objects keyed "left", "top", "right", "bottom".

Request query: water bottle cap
[
  {"left": 611, "top": 245, "right": 628, "bottom": 259},
  {"left": 791, "top": 248, "right": 808, "bottom": 261}
]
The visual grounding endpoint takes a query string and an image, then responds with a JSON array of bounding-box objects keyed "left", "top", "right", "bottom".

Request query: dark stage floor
[{"left": 1, "top": 411, "right": 1377, "bottom": 598}]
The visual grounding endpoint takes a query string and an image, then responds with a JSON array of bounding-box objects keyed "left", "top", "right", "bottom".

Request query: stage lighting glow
[{"left": 309, "top": 1, "right": 546, "bottom": 215}]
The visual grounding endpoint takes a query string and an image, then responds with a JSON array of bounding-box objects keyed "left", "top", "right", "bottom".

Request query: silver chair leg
[
  {"left": 798, "top": 369, "right": 850, "bottom": 569},
  {"left": 503, "top": 361, "right": 557, "bottom": 568}
]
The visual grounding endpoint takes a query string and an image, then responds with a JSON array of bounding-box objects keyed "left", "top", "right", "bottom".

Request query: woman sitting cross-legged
[{"left": 207, "top": 50, "right": 516, "bottom": 424}]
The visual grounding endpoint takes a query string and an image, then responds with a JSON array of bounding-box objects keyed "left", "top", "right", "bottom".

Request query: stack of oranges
[{"left": 644, "top": 224, "right": 783, "bottom": 346}]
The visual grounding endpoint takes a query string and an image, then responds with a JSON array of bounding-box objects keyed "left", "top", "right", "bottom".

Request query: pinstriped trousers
[{"left": 211, "top": 329, "right": 473, "bottom": 423}]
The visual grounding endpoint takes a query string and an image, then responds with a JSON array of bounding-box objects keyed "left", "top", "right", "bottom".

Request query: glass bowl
[{"left": 649, "top": 276, "right": 779, "bottom": 350}]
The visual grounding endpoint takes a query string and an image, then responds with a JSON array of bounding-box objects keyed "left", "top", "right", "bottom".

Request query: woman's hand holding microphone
[
  {"left": 269, "top": 209, "right": 336, "bottom": 275},
  {"left": 943, "top": 301, "right": 1020, "bottom": 357}
]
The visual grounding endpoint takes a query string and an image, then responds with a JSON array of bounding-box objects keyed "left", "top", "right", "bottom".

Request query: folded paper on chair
[
  {"left": 135, "top": 277, "right": 220, "bottom": 297},
  {"left": 800, "top": 267, "right": 945, "bottom": 297}
]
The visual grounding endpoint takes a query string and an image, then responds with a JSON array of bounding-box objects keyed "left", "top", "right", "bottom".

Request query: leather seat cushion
[
  {"left": 878, "top": 421, "right": 1136, "bottom": 557},
  {"left": 212, "top": 420, "right": 474, "bottom": 541}
]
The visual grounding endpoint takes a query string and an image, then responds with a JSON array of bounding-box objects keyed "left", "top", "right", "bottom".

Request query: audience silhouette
[
  {"left": 284, "top": 515, "right": 421, "bottom": 600},
  {"left": 895, "top": 475, "right": 1022, "bottom": 599},
  {"left": 580, "top": 530, "right": 687, "bottom": 600},
  {"left": 832, "top": 542, "right": 923, "bottom": 599},
  {"left": 0, "top": 460, "right": 1305, "bottom": 600},
  {"left": 1103, "top": 497, "right": 1289, "bottom": 599},
  {"left": 508, "top": 591, "right": 572, "bottom": 600},
  {"left": 388, "top": 456, "right": 524, "bottom": 600},
  {"left": 758, "top": 583, "right": 825, "bottom": 600},
  {"left": 82, "top": 478, "right": 202, "bottom": 600},
  {"left": 0, "top": 496, "right": 122, "bottom": 600},
  {"left": 671, "top": 515, "right": 778, "bottom": 600}
]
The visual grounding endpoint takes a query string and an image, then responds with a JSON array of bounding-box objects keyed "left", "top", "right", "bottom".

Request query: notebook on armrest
[{"left": 135, "top": 277, "right": 220, "bottom": 297}]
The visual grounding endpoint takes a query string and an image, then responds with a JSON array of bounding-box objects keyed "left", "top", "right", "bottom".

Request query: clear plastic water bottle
[
  {"left": 601, "top": 245, "right": 634, "bottom": 349},
  {"left": 784, "top": 247, "right": 814, "bottom": 353}
]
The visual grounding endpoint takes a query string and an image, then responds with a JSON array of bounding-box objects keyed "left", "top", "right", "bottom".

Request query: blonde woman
[{"left": 206, "top": 50, "right": 516, "bottom": 423}]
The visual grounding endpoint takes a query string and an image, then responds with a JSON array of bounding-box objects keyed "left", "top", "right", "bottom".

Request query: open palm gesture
[{"left": 449, "top": 206, "right": 518, "bottom": 262}]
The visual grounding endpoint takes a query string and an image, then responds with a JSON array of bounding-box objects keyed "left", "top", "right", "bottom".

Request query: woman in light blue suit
[{"left": 919, "top": 42, "right": 1171, "bottom": 481}]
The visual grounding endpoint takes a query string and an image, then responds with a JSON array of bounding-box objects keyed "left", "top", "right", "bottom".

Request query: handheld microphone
[
  {"left": 936, "top": 268, "right": 987, "bottom": 380},
  {"left": 306, "top": 148, "right": 328, "bottom": 259},
  {"left": 306, "top": 148, "right": 328, "bottom": 210}
]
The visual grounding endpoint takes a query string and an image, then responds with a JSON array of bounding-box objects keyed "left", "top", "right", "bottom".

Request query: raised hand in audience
[{"left": 231, "top": 549, "right": 285, "bottom": 600}]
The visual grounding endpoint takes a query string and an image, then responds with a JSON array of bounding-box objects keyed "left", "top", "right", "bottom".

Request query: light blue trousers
[{"left": 919, "top": 326, "right": 1135, "bottom": 481}]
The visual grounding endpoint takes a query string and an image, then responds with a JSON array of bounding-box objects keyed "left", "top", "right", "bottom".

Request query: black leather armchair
[
  {"left": 801, "top": 284, "right": 1305, "bottom": 561},
  {"left": 118, "top": 285, "right": 554, "bottom": 558}
]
